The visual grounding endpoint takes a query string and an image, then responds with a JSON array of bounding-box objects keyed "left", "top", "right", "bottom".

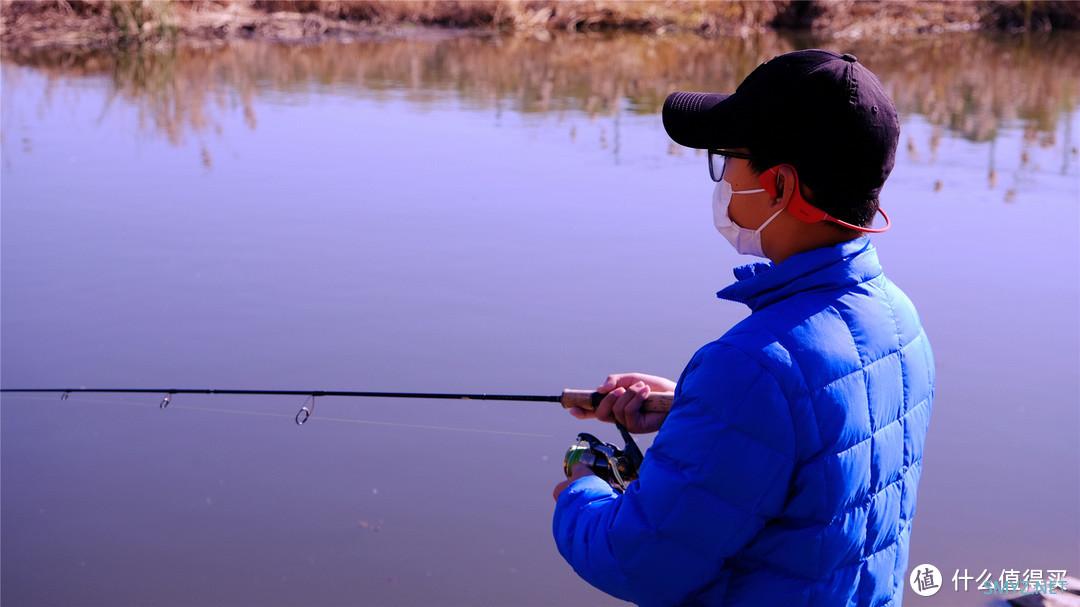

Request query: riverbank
[{"left": 3, "top": 0, "right": 1080, "bottom": 51}]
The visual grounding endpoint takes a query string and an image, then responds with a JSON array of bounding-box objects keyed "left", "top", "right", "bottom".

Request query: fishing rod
[
  {"left": 1, "top": 386, "right": 675, "bottom": 491},
  {"left": 0, "top": 387, "right": 674, "bottom": 424}
]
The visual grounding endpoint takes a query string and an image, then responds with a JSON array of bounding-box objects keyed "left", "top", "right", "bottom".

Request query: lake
[{"left": 2, "top": 30, "right": 1078, "bottom": 606}]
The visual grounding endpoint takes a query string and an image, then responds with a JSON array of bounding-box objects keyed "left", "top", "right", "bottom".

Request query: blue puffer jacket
[{"left": 554, "top": 235, "right": 935, "bottom": 606}]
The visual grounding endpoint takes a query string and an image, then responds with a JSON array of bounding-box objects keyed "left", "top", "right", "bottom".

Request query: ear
[{"left": 777, "top": 165, "right": 796, "bottom": 201}]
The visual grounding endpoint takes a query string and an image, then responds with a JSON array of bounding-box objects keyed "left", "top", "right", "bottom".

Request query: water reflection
[{"left": 3, "top": 31, "right": 1078, "bottom": 160}]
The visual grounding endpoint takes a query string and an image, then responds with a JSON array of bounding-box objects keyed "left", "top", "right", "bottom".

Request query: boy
[{"left": 553, "top": 49, "right": 936, "bottom": 607}]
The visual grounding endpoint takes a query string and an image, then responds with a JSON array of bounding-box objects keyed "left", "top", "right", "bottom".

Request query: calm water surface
[{"left": 2, "top": 31, "right": 1078, "bottom": 606}]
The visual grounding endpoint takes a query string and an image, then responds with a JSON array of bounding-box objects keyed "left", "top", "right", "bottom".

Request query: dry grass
[{"left": 3, "top": 0, "right": 1079, "bottom": 51}]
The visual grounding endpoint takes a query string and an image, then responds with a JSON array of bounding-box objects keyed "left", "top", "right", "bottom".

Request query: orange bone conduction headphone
[{"left": 759, "top": 164, "right": 891, "bottom": 234}]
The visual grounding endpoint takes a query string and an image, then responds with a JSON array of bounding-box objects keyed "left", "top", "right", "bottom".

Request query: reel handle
[{"left": 560, "top": 389, "right": 674, "bottom": 413}]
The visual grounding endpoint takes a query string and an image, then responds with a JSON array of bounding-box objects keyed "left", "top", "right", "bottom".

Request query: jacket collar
[{"left": 716, "top": 236, "right": 882, "bottom": 312}]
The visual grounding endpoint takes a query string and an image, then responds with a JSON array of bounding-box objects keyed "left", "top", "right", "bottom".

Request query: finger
[
  {"left": 553, "top": 479, "right": 571, "bottom": 501},
  {"left": 611, "top": 382, "right": 638, "bottom": 426},
  {"left": 625, "top": 384, "right": 653, "bottom": 433},
  {"left": 597, "top": 374, "right": 617, "bottom": 393},
  {"left": 568, "top": 406, "right": 596, "bottom": 420},
  {"left": 598, "top": 373, "right": 641, "bottom": 393},
  {"left": 626, "top": 387, "right": 656, "bottom": 433},
  {"left": 613, "top": 381, "right": 647, "bottom": 428},
  {"left": 594, "top": 387, "right": 624, "bottom": 423}
]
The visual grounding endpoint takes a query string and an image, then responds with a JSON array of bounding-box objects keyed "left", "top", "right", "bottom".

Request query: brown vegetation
[{"left": 2, "top": 0, "right": 1079, "bottom": 51}]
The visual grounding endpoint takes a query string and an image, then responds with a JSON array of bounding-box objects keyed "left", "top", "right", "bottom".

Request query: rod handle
[{"left": 560, "top": 389, "right": 674, "bottom": 413}]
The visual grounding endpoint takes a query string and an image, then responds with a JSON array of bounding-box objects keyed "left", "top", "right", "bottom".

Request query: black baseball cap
[{"left": 662, "top": 49, "right": 899, "bottom": 204}]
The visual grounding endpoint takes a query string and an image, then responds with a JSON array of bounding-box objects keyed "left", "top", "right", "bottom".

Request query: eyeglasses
[{"left": 707, "top": 149, "right": 754, "bottom": 182}]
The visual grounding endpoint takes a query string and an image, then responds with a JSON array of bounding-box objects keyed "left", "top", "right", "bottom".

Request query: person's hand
[
  {"left": 568, "top": 372, "right": 676, "bottom": 434},
  {"left": 552, "top": 463, "right": 594, "bottom": 502}
]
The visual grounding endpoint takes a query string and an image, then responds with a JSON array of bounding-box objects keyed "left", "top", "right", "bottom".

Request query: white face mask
[{"left": 712, "top": 179, "right": 785, "bottom": 258}]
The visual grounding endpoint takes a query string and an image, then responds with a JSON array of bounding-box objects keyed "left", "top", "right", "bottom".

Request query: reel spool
[{"left": 562, "top": 422, "right": 644, "bottom": 492}]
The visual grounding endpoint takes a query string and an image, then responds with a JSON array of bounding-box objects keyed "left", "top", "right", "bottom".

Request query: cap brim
[{"left": 662, "top": 91, "right": 752, "bottom": 150}]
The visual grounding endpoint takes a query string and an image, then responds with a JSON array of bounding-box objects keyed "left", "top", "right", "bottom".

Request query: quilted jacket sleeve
[{"left": 552, "top": 341, "right": 797, "bottom": 606}]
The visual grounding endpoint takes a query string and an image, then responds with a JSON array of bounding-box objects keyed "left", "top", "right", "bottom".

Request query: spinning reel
[{"left": 562, "top": 422, "right": 644, "bottom": 492}]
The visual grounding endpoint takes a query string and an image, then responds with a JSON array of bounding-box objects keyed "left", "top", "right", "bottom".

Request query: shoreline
[{"left": 2, "top": 0, "right": 1079, "bottom": 52}]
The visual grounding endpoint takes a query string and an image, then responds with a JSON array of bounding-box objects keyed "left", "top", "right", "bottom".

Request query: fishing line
[
  {"left": 1, "top": 394, "right": 554, "bottom": 438},
  {"left": 2, "top": 386, "right": 677, "bottom": 491}
]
